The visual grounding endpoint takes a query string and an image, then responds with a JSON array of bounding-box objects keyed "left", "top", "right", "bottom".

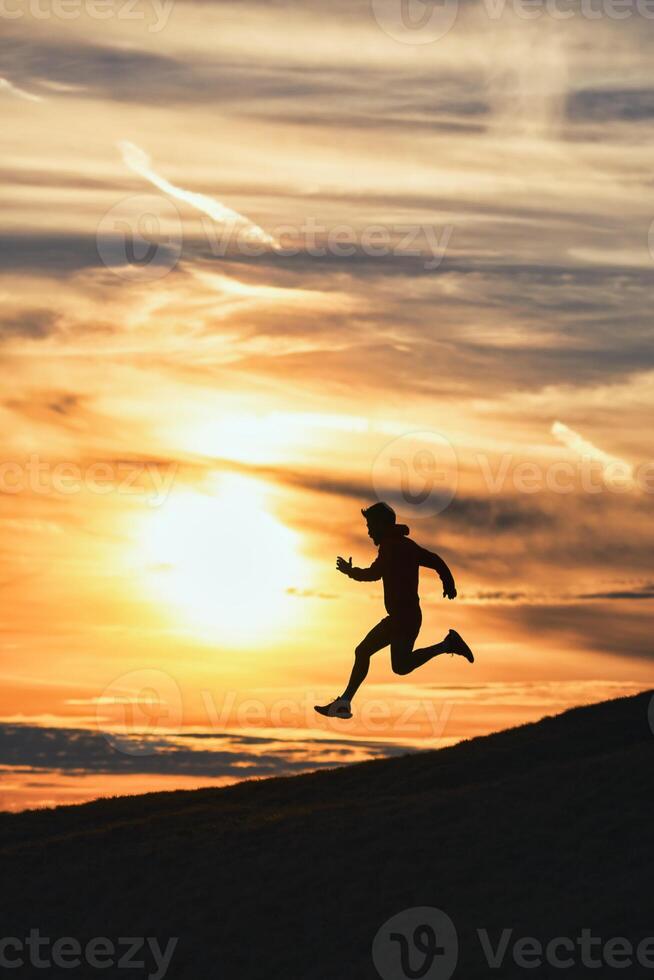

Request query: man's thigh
[
  {"left": 390, "top": 614, "right": 422, "bottom": 669},
  {"left": 357, "top": 617, "right": 393, "bottom": 656}
]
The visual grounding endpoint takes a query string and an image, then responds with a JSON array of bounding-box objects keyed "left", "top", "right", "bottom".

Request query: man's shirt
[{"left": 347, "top": 524, "right": 454, "bottom": 617}]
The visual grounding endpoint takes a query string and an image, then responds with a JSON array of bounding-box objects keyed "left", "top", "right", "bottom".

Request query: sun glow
[
  {"left": 185, "top": 413, "right": 295, "bottom": 465},
  {"left": 141, "top": 476, "right": 303, "bottom": 644}
]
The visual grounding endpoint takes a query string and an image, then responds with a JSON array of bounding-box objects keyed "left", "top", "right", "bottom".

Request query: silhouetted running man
[{"left": 315, "top": 501, "right": 474, "bottom": 719}]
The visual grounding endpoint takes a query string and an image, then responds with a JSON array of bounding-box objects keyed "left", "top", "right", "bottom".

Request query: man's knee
[
  {"left": 354, "top": 643, "right": 370, "bottom": 662},
  {"left": 392, "top": 658, "right": 412, "bottom": 676}
]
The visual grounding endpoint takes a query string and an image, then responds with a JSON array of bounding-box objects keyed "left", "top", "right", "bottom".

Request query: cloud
[
  {"left": 0, "top": 310, "right": 57, "bottom": 340},
  {"left": 118, "top": 142, "right": 278, "bottom": 248},
  {"left": 0, "top": 233, "right": 118, "bottom": 274},
  {"left": 575, "top": 584, "right": 654, "bottom": 601},
  {"left": 551, "top": 421, "right": 634, "bottom": 481},
  {"left": 511, "top": 602, "right": 654, "bottom": 662},
  {"left": 0, "top": 77, "right": 43, "bottom": 103},
  {"left": 0, "top": 723, "right": 412, "bottom": 778},
  {"left": 567, "top": 87, "right": 654, "bottom": 123},
  {"left": 463, "top": 583, "right": 654, "bottom": 603}
]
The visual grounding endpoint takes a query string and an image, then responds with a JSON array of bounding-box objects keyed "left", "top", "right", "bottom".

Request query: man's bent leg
[
  {"left": 393, "top": 631, "right": 472, "bottom": 674},
  {"left": 391, "top": 616, "right": 449, "bottom": 675},
  {"left": 402, "top": 636, "right": 450, "bottom": 671},
  {"left": 342, "top": 617, "right": 393, "bottom": 702}
]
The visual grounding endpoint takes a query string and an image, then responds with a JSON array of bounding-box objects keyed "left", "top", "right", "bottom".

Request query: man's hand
[
  {"left": 336, "top": 556, "right": 353, "bottom": 576},
  {"left": 443, "top": 580, "right": 457, "bottom": 600}
]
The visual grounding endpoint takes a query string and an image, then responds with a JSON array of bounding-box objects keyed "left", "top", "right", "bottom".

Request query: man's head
[{"left": 362, "top": 501, "right": 396, "bottom": 545}]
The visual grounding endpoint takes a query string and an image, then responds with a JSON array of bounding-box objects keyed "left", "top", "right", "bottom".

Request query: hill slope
[{"left": 0, "top": 691, "right": 653, "bottom": 978}]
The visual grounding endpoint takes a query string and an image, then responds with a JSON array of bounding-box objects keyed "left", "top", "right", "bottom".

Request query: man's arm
[
  {"left": 336, "top": 555, "right": 382, "bottom": 581},
  {"left": 415, "top": 545, "right": 457, "bottom": 599}
]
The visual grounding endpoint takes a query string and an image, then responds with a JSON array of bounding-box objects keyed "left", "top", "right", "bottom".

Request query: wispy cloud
[
  {"left": 118, "top": 141, "right": 278, "bottom": 248},
  {"left": 551, "top": 421, "right": 633, "bottom": 480},
  {"left": 0, "top": 77, "right": 43, "bottom": 103}
]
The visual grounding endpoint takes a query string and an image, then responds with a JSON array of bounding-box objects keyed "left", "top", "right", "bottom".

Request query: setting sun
[{"left": 141, "top": 475, "right": 303, "bottom": 644}]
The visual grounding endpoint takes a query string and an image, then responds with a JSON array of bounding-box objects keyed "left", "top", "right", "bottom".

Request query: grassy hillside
[{"left": 0, "top": 690, "right": 652, "bottom": 978}]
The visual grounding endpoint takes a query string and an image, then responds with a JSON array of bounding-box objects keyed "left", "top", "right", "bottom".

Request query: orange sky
[{"left": 1, "top": 0, "right": 653, "bottom": 810}]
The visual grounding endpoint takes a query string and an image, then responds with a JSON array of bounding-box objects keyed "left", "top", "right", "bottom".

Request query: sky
[{"left": 1, "top": 0, "right": 653, "bottom": 810}]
